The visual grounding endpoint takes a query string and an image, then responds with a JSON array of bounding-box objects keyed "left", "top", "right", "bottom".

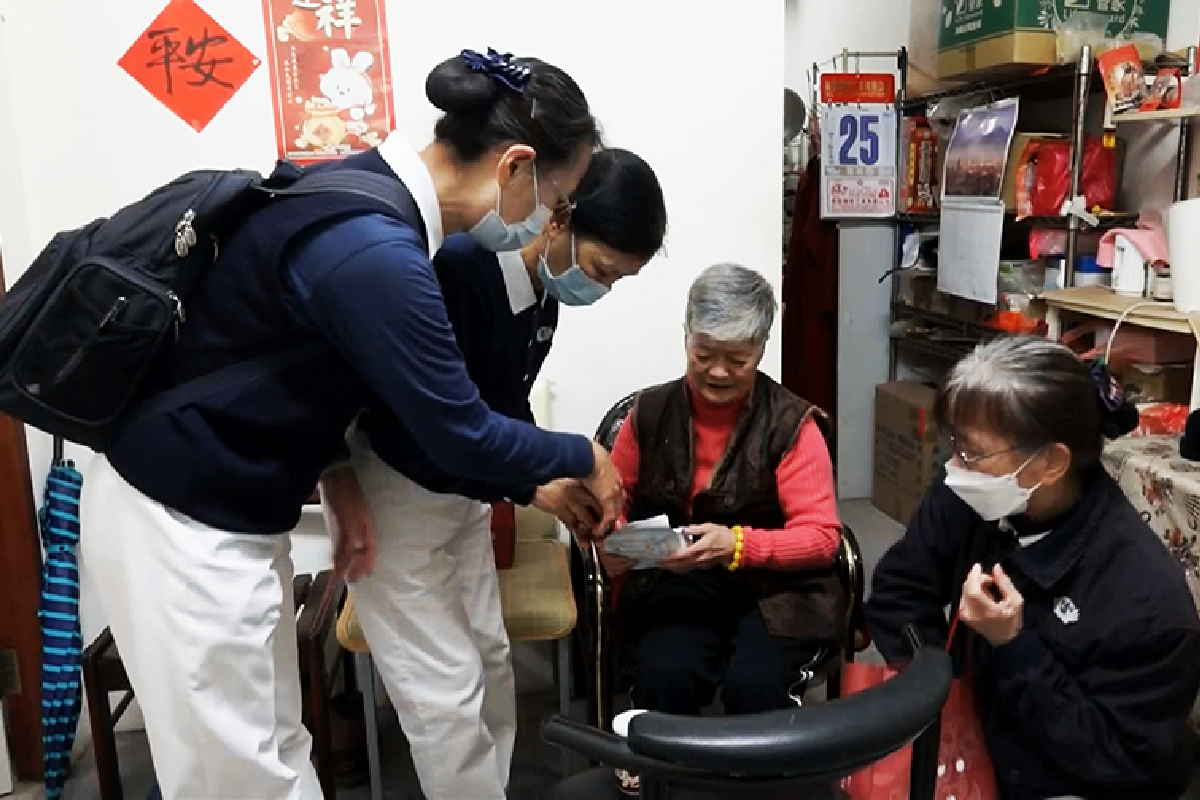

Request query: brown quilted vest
[{"left": 623, "top": 373, "right": 845, "bottom": 643}]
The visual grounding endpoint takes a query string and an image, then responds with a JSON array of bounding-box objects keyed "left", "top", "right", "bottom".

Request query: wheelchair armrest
[
  {"left": 623, "top": 646, "right": 951, "bottom": 779},
  {"left": 542, "top": 716, "right": 719, "bottom": 783}
]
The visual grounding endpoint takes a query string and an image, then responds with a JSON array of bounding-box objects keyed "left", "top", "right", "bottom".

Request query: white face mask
[
  {"left": 469, "top": 161, "right": 552, "bottom": 252},
  {"left": 943, "top": 452, "right": 1043, "bottom": 522}
]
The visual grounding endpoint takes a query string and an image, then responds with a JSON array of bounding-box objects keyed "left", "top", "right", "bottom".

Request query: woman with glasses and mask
[
  {"left": 83, "top": 48, "right": 624, "bottom": 800},
  {"left": 867, "top": 337, "right": 1200, "bottom": 800},
  {"left": 321, "top": 147, "right": 667, "bottom": 800}
]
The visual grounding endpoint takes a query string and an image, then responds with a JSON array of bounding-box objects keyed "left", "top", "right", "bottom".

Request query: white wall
[
  {"left": 0, "top": 0, "right": 783, "bottom": 634},
  {"left": 784, "top": 0, "right": 912, "bottom": 96}
]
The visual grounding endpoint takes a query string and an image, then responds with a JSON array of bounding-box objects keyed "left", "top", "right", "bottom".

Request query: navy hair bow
[{"left": 459, "top": 48, "right": 532, "bottom": 93}]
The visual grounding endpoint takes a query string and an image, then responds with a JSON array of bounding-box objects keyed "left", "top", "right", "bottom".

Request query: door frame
[{"left": 0, "top": 254, "right": 45, "bottom": 781}]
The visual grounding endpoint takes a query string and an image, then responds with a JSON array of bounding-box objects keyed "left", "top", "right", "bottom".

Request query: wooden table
[{"left": 1042, "top": 287, "right": 1200, "bottom": 410}]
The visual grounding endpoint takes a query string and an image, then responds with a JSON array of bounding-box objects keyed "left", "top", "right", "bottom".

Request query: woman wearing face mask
[
  {"left": 321, "top": 147, "right": 667, "bottom": 800},
  {"left": 866, "top": 337, "right": 1200, "bottom": 800},
  {"left": 82, "top": 48, "right": 623, "bottom": 800}
]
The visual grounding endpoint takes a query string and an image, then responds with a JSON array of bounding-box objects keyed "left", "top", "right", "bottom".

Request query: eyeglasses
[{"left": 946, "top": 432, "right": 1026, "bottom": 468}]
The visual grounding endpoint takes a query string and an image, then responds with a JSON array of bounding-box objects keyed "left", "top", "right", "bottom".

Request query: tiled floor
[{"left": 12, "top": 500, "right": 1200, "bottom": 799}]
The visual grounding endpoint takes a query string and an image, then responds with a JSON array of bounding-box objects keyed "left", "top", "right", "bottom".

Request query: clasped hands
[
  {"left": 959, "top": 563, "right": 1024, "bottom": 647},
  {"left": 321, "top": 441, "right": 625, "bottom": 582}
]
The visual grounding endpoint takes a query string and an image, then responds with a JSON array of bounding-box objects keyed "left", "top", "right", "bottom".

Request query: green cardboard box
[{"left": 938, "top": 0, "right": 1171, "bottom": 79}]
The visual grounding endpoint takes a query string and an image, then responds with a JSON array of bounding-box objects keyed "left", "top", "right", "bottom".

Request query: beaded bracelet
[{"left": 727, "top": 525, "right": 745, "bottom": 571}]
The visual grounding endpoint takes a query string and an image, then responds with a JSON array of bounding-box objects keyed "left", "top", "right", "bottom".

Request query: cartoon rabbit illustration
[{"left": 320, "top": 48, "right": 376, "bottom": 122}]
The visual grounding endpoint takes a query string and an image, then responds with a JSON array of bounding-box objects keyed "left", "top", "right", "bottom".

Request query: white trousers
[
  {"left": 348, "top": 446, "right": 515, "bottom": 800},
  {"left": 79, "top": 456, "right": 321, "bottom": 800}
]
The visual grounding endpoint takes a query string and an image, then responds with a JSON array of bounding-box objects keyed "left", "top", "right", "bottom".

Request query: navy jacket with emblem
[
  {"left": 866, "top": 466, "right": 1200, "bottom": 800},
  {"left": 359, "top": 234, "right": 559, "bottom": 505},
  {"left": 105, "top": 150, "right": 591, "bottom": 534}
]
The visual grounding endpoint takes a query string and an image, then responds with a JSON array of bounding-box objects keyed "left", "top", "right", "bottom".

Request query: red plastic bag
[
  {"left": 1017, "top": 138, "right": 1116, "bottom": 218},
  {"left": 840, "top": 614, "right": 998, "bottom": 800},
  {"left": 1131, "top": 403, "right": 1190, "bottom": 437},
  {"left": 840, "top": 671, "right": 996, "bottom": 800}
]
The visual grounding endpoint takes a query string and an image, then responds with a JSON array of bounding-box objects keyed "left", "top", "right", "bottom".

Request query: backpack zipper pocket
[{"left": 49, "top": 296, "right": 128, "bottom": 387}]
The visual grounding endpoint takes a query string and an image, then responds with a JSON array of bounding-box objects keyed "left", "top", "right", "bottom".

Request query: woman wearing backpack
[
  {"left": 81, "top": 48, "right": 620, "bottom": 800},
  {"left": 323, "top": 147, "right": 668, "bottom": 799}
]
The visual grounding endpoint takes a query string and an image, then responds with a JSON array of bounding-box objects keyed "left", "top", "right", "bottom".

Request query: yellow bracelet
[{"left": 727, "top": 525, "right": 744, "bottom": 571}]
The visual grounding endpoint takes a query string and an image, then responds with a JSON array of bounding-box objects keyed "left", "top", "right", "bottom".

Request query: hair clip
[
  {"left": 1090, "top": 360, "right": 1125, "bottom": 413},
  {"left": 459, "top": 48, "right": 532, "bottom": 93}
]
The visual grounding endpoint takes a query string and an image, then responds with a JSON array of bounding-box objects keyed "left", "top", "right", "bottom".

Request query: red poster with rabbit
[{"left": 261, "top": 0, "right": 396, "bottom": 164}]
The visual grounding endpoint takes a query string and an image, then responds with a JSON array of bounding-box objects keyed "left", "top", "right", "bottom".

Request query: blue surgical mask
[
  {"left": 469, "top": 161, "right": 552, "bottom": 252},
  {"left": 537, "top": 235, "right": 610, "bottom": 306}
]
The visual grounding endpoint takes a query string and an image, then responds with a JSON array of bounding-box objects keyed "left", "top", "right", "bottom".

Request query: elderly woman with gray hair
[
  {"left": 867, "top": 337, "right": 1200, "bottom": 800},
  {"left": 602, "top": 263, "right": 844, "bottom": 723}
]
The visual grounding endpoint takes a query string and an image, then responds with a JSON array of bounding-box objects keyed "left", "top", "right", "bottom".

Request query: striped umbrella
[{"left": 38, "top": 438, "right": 84, "bottom": 800}]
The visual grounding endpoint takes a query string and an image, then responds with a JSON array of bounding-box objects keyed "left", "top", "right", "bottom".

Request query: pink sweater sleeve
[{"left": 740, "top": 418, "right": 842, "bottom": 570}]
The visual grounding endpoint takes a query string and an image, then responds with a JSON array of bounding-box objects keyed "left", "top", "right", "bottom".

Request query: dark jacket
[
  {"left": 866, "top": 468, "right": 1200, "bottom": 800},
  {"left": 624, "top": 373, "right": 843, "bottom": 643},
  {"left": 106, "top": 150, "right": 592, "bottom": 534},
  {"left": 360, "top": 235, "right": 559, "bottom": 505}
]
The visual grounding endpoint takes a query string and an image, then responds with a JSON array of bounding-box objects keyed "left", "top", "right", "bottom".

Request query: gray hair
[
  {"left": 684, "top": 264, "right": 777, "bottom": 346},
  {"left": 935, "top": 336, "right": 1103, "bottom": 468}
]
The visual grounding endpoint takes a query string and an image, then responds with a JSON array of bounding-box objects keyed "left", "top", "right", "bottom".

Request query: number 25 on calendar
[
  {"left": 837, "top": 113, "right": 881, "bottom": 166},
  {"left": 826, "top": 106, "right": 894, "bottom": 171}
]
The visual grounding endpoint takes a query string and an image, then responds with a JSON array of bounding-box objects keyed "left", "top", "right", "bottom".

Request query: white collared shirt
[
  {"left": 375, "top": 133, "right": 445, "bottom": 257},
  {"left": 496, "top": 250, "right": 539, "bottom": 314}
]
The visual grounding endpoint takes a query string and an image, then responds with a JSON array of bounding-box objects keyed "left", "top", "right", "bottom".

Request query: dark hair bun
[{"left": 425, "top": 55, "right": 501, "bottom": 115}]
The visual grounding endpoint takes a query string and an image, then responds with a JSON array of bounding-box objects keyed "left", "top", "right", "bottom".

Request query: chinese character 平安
[{"left": 146, "top": 26, "right": 234, "bottom": 94}]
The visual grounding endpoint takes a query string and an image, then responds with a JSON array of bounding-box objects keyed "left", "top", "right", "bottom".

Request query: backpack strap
[
  {"left": 126, "top": 169, "right": 428, "bottom": 428},
  {"left": 264, "top": 168, "right": 430, "bottom": 251}
]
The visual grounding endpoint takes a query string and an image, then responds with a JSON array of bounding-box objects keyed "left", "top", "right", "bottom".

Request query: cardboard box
[
  {"left": 873, "top": 381, "right": 948, "bottom": 525},
  {"left": 908, "top": 0, "right": 960, "bottom": 97},
  {"left": 938, "top": 0, "right": 1170, "bottom": 80}
]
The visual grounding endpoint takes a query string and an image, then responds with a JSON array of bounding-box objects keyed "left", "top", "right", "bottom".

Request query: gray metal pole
[
  {"left": 1065, "top": 44, "right": 1093, "bottom": 288},
  {"left": 1175, "top": 45, "right": 1198, "bottom": 202}
]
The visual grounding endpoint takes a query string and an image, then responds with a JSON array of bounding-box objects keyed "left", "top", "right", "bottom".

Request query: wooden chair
[{"left": 80, "top": 570, "right": 347, "bottom": 800}]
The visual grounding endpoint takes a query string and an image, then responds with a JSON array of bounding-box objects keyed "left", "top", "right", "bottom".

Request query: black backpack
[{"left": 0, "top": 164, "right": 424, "bottom": 451}]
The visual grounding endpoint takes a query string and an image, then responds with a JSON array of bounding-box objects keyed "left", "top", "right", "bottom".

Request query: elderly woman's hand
[
  {"left": 959, "top": 563, "right": 1024, "bottom": 647},
  {"left": 660, "top": 523, "right": 737, "bottom": 572}
]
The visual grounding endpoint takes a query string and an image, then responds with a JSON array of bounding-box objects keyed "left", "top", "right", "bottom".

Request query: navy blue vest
[{"left": 105, "top": 150, "right": 424, "bottom": 533}]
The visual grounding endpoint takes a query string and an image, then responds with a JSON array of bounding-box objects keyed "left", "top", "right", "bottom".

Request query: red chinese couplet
[
  {"left": 119, "top": 0, "right": 261, "bottom": 132},
  {"left": 820, "top": 73, "right": 896, "bottom": 105},
  {"left": 261, "top": 0, "right": 397, "bottom": 164}
]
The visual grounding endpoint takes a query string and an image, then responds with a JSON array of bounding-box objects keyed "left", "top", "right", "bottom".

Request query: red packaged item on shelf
[
  {"left": 1015, "top": 137, "right": 1117, "bottom": 219},
  {"left": 1099, "top": 44, "right": 1146, "bottom": 115},
  {"left": 1141, "top": 68, "right": 1182, "bottom": 113},
  {"left": 1130, "top": 403, "right": 1190, "bottom": 437},
  {"left": 900, "top": 117, "right": 938, "bottom": 213}
]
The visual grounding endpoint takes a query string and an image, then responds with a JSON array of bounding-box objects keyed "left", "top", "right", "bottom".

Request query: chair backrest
[
  {"left": 594, "top": 391, "right": 638, "bottom": 452},
  {"left": 836, "top": 524, "right": 869, "bottom": 655}
]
